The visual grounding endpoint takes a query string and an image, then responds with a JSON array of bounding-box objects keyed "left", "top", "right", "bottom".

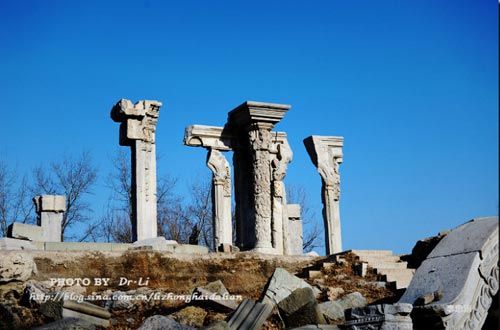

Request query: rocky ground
[{"left": 0, "top": 250, "right": 401, "bottom": 329}]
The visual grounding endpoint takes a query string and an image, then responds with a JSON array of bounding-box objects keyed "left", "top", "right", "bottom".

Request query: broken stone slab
[
  {"left": 0, "top": 237, "right": 38, "bottom": 250},
  {"left": 131, "top": 237, "right": 178, "bottom": 251},
  {"left": 192, "top": 287, "right": 239, "bottom": 311},
  {"left": 278, "top": 287, "right": 326, "bottom": 327},
  {"left": 137, "top": 315, "right": 195, "bottom": 330},
  {"left": 399, "top": 216, "right": 499, "bottom": 330},
  {"left": 62, "top": 308, "right": 110, "bottom": 328},
  {"left": 344, "top": 303, "right": 413, "bottom": 330},
  {"left": 0, "top": 253, "right": 37, "bottom": 283},
  {"left": 318, "top": 292, "right": 367, "bottom": 322},
  {"left": 192, "top": 280, "right": 239, "bottom": 311},
  {"left": 63, "top": 300, "right": 111, "bottom": 319},
  {"left": 227, "top": 299, "right": 274, "bottom": 330},
  {"left": 261, "top": 268, "right": 321, "bottom": 305},
  {"left": 7, "top": 222, "right": 44, "bottom": 241},
  {"left": 32, "top": 317, "right": 96, "bottom": 330}
]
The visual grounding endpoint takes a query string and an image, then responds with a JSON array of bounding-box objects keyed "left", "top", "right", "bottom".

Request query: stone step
[
  {"left": 378, "top": 271, "right": 414, "bottom": 289},
  {"left": 367, "top": 261, "right": 408, "bottom": 270},
  {"left": 373, "top": 266, "right": 413, "bottom": 276},
  {"left": 387, "top": 276, "right": 413, "bottom": 290},
  {"left": 349, "top": 249, "right": 394, "bottom": 257},
  {"left": 357, "top": 255, "right": 402, "bottom": 263}
]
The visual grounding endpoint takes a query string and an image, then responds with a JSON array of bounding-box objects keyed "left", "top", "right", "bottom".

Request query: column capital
[
  {"left": 304, "top": 135, "right": 343, "bottom": 196},
  {"left": 228, "top": 101, "right": 291, "bottom": 130},
  {"left": 33, "top": 195, "right": 66, "bottom": 213},
  {"left": 111, "top": 99, "right": 162, "bottom": 146}
]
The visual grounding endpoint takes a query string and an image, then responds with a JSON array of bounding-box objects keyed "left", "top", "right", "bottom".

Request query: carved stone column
[
  {"left": 33, "top": 195, "right": 66, "bottom": 242},
  {"left": 184, "top": 125, "right": 234, "bottom": 251},
  {"left": 206, "top": 148, "right": 233, "bottom": 250},
  {"left": 270, "top": 133, "right": 293, "bottom": 254},
  {"left": 229, "top": 102, "right": 290, "bottom": 254},
  {"left": 111, "top": 99, "right": 162, "bottom": 242},
  {"left": 304, "top": 135, "right": 344, "bottom": 255}
]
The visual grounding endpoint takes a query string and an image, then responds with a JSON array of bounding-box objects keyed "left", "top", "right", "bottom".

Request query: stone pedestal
[
  {"left": 229, "top": 101, "right": 291, "bottom": 254},
  {"left": 304, "top": 136, "right": 343, "bottom": 255},
  {"left": 33, "top": 195, "right": 66, "bottom": 242},
  {"left": 111, "top": 99, "right": 162, "bottom": 241},
  {"left": 344, "top": 303, "right": 413, "bottom": 329}
]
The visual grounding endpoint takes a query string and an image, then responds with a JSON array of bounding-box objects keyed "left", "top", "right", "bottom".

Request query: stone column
[
  {"left": 229, "top": 101, "right": 291, "bottom": 254},
  {"left": 33, "top": 195, "right": 66, "bottom": 242},
  {"left": 184, "top": 125, "right": 234, "bottom": 251},
  {"left": 270, "top": 133, "right": 293, "bottom": 254},
  {"left": 304, "top": 135, "right": 344, "bottom": 255},
  {"left": 206, "top": 148, "right": 233, "bottom": 251},
  {"left": 111, "top": 99, "right": 162, "bottom": 242},
  {"left": 286, "top": 204, "right": 303, "bottom": 255}
]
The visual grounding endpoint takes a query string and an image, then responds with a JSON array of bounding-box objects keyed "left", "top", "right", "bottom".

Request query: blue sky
[{"left": 0, "top": 0, "right": 497, "bottom": 254}]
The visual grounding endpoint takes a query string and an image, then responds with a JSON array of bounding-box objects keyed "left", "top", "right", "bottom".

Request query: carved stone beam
[
  {"left": 304, "top": 135, "right": 344, "bottom": 255},
  {"left": 228, "top": 101, "right": 291, "bottom": 254},
  {"left": 111, "top": 99, "right": 162, "bottom": 242},
  {"left": 184, "top": 125, "right": 234, "bottom": 151}
]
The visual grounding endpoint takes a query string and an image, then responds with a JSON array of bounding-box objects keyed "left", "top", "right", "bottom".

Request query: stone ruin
[
  {"left": 3, "top": 98, "right": 345, "bottom": 257},
  {"left": 184, "top": 101, "right": 344, "bottom": 255}
]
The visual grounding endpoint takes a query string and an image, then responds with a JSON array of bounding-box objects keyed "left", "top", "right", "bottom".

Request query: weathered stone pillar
[
  {"left": 303, "top": 135, "right": 344, "bottom": 255},
  {"left": 270, "top": 133, "right": 293, "bottom": 254},
  {"left": 111, "top": 99, "right": 162, "bottom": 241},
  {"left": 229, "top": 101, "right": 290, "bottom": 254},
  {"left": 33, "top": 195, "right": 66, "bottom": 242},
  {"left": 184, "top": 125, "right": 234, "bottom": 251},
  {"left": 207, "top": 148, "right": 233, "bottom": 250},
  {"left": 286, "top": 204, "right": 303, "bottom": 255}
]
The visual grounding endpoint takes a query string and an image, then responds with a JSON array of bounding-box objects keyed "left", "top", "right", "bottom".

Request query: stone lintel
[
  {"left": 303, "top": 135, "right": 344, "bottom": 167},
  {"left": 184, "top": 125, "right": 234, "bottom": 151},
  {"left": 184, "top": 124, "right": 288, "bottom": 151},
  {"left": 228, "top": 101, "right": 291, "bottom": 128},
  {"left": 33, "top": 195, "right": 66, "bottom": 213}
]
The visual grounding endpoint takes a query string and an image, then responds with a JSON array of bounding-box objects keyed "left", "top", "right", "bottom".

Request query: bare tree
[
  {"left": 0, "top": 161, "right": 36, "bottom": 236},
  {"left": 184, "top": 176, "right": 213, "bottom": 249},
  {"left": 32, "top": 151, "right": 98, "bottom": 241},
  {"left": 287, "top": 184, "right": 322, "bottom": 252}
]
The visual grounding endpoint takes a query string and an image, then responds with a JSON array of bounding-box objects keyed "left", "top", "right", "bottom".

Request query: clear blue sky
[{"left": 0, "top": 0, "right": 498, "bottom": 254}]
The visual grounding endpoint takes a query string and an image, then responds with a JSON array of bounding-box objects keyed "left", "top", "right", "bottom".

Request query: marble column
[
  {"left": 111, "top": 99, "right": 162, "bottom": 242},
  {"left": 33, "top": 195, "right": 66, "bottom": 242},
  {"left": 304, "top": 135, "right": 344, "bottom": 255},
  {"left": 270, "top": 133, "right": 293, "bottom": 254},
  {"left": 229, "top": 101, "right": 291, "bottom": 254},
  {"left": 206, "top": 148, "right": 233, "bottom": 250},
  {"left": 184, "top": 125, "right": 234, "bottom": 251}
]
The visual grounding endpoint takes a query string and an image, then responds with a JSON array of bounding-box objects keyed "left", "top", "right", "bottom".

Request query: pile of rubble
[{"left": 0, "top": 251, "right": 397, "bottom": 329}]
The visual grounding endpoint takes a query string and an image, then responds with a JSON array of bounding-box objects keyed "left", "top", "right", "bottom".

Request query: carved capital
[
  {"left": 111, "top": 99, "right": 162, "bottom": 146},
  {"left": 304, "top": 135, "right": 343, "bottom": 201},
  {"left": 207, "top": 149, "right": 231, "bottom": 197}
]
